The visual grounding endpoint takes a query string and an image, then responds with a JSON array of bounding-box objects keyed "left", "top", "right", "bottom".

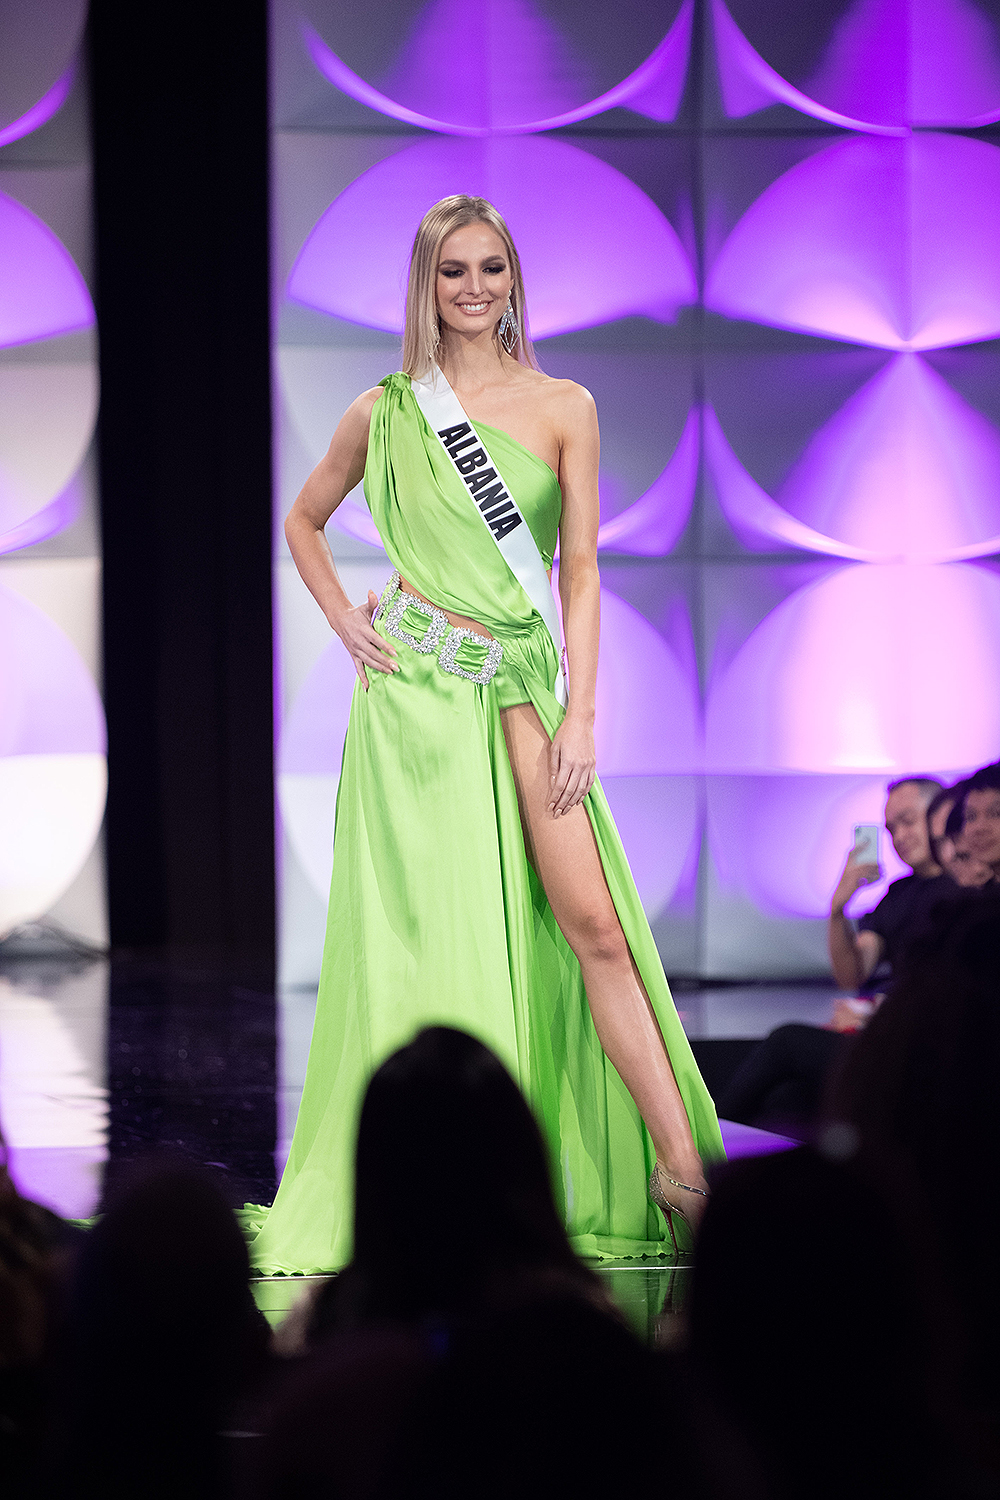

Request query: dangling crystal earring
[{"left": 497, "top": 299, "right": 518, "bottom": 355}]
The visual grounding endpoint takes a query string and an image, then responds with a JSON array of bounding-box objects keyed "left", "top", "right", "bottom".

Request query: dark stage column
[{"left": 90, "top": 1, "right": 274, "bottom": 983}]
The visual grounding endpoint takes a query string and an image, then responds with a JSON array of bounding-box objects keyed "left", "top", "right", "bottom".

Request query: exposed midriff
[{"left": 397, "top": 575, "right": 495, "bottom": 640}]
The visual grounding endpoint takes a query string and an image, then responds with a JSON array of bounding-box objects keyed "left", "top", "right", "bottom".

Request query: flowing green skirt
[{"left": 247, "top": 611, "right": 723, "bottom": 1274}]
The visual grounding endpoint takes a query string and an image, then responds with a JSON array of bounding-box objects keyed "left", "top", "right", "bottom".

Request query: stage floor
[
  {"left": 250, "top": 1259, "right": 694, "bottom": 1348},
  {"left": 0, "top": 953, "right": 805, "bottom": 1227}
]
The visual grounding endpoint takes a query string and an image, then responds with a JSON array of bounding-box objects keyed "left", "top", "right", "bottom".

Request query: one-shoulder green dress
[{"left": 247, "top": 373, "right": 724, "bottom": 1274}]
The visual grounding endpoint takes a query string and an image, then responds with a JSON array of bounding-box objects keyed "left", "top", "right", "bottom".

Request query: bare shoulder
[
  {"left": 519, "top": 370, "right": 596, "bottom": 422},
  {"left": 350, "top": 384, "right": 385, "bottom": 421},
  {"left": 333, "top": 384, "right": 384, "bottom": 442}
]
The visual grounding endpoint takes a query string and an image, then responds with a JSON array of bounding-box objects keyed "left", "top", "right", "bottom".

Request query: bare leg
[{"left": 501, "top": 703, "right": 708, "bottom": 1220}]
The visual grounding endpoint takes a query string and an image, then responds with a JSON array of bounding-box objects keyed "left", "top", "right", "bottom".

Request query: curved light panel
[
  {"left": 288, "top": 136, "right": 696, "bottom": 337},
  {"left": 706, "top": 133, "right": 1000, "bottom": 351},
  {"left": 0, "top": 584, "right": 106, "bottom": 937},
  {"left": 775, "top": 354, "right": 1000, "bottom": 562},
  {"left": 711, "top": 0, "right": 907, "bottom": 134},
  {"left": 0, "top": 193, "right": 94, "bottom": 349},
  {"left": 595, "top": 588, "right": 701, "bottom": 776},
  {"left": 0, "top": 64, "right": 74, "bottom": 149},
  {"left": 597, "top": 406, "right": 699, "bottom": 556},
  {"left": 278, "top": 347, "right": 389, "bottom": 549},
  {"left": 703, "top": 406, "right": 873, "bottom": 559},
  {"left": 602, "top": 775, "right": 701, "bottom": 919},
  {"left": 0, "top": 0, "right": 86, "bottom": 136},
  {"left": 706, "top": 359, "right": 1000, "bottom": 562},
  {"left": 707, "top": 774, "right": 916, "bottom": 920},
  {"left": 706, "top": 561, "right": 1000, "bottom": 773},
  {"left": 717, "top": 0, "right": 1000, "bottom": 130},
  {"left": 304, "top": 0, "right": 692, "bottom": 134},
  {"left": 0, "top": 477, "right": 82, "bottom": 559},
  {"left": 0, "top": 363, "right": 98, "bottom": 538}
]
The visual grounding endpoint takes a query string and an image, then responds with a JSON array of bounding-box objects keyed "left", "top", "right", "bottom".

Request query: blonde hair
[{"left": 402, "top": 195, "right": 537, "bottom": 378}]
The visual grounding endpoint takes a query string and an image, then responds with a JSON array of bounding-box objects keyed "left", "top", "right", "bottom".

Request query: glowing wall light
[
  {"left": 710, "top": 0, "right": 906, "bottom": 133},
  {"left": 304, "top": 0, "right": 693, "bottom": 134},
  {"left": 0, "top": 192, "right": 94, "bottom": 349},
  {"left": 277, "top": 347, "right": 389, "bottom": 550},
  {"left": 0, "top": 65, "right": 74, "bottom": 149},
  {"left": 774, "top": 354, "right": 1000, "bottom": 561},
  {"left": 714, "top": 0, "right": 1000, "bottom": 130},
  {"left": 0, "top": 0, "right": 86, "bottom": 139},
  {"left": 597, "top": 406, "right": 698, "bottom": 556},
  {"left": 707, "top": 773, "right": 916, "bottom": 919},
  {"left": 288, "top": 136, "right": 696, "bottom": 337},
  {"left": 705, "top": 134, "right": 1000, "bottom": 351},
  {"left": 706, "top": 358, "right": 1000, "bottom": 562},
  {"left": 0, "top": 585, "right": 106, "bottom": 937},
  {"left": 594, "top": 588, "right": 700, "bottom": 776},
  {"left": 0, "top": 365, "right": 98, "bottom": 543},
  {"left": 704, "top": 405, "right": 872, "bottom": 559},
  {"left": 705, "top": 561, "right": 1000, "bottom": 774}
]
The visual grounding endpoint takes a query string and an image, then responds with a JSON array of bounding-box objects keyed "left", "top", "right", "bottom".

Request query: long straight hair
[
  {"left": 351, "top": 1027, "right": 600, "bottom": 1321},
  {"left": 401, "top": 195, "right": 537, "bottom": 378}
]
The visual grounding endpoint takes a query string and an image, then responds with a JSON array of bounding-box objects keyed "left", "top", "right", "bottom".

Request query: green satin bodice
[{"left": 364, "top": 372, "right": 562, "bottom": 635}]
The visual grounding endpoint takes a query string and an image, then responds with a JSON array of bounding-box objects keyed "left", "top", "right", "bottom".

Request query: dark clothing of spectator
[
  {"left": 689, "top": 1147, "right": 952, "bottom": 1500},
  {"left": 260, "top": 1290, "right": 700, "bottom": 1500},
  {"left": 858, "top": 871, "right": 956, "bottom": 976},
  {"left": 720, "top": 872, "right": 957, "bottom": 1138},
  {"left": 719, "top": 1024, "right": 848, "bottom": 1139}
]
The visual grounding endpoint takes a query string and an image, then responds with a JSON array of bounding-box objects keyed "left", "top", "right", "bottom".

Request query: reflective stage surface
[{"left": 1, "top": 956, "right": 810, "bottom": 1230}]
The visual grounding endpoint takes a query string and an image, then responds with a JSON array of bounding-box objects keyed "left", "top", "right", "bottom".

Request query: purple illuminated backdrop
[
  {"left": 274, "top": 0, "right": 1000, "bottom": 975},
  {"left": 0, "top": 8, "right": 105, "bottom": 943}
]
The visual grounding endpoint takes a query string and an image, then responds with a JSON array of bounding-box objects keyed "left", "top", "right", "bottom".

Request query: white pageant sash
[{"left": 410, "top": 366, "right": 568, "bottom": 707}]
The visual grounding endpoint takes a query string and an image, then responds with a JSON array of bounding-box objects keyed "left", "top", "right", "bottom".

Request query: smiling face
[
  {"left": 885, "top": 782, "right": 936, "bottom": 874},
  {"left": 962, "top": 787, "right": 1000, "bottom": 874},
  {"left": 929, "top": 797, "right": 994, "bottom": 886},
  {"left": 435, "top": 221, "right": 513, "bottom": 345}
]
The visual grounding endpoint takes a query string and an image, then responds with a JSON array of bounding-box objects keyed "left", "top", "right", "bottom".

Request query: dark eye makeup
[{"left": 439, "top": 263, "right": 507, "bottom": 277}]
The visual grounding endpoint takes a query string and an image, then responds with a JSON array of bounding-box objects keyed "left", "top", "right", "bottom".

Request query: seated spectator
[
  {"left": 828, "top": 776, "right": 949, "bottom": 992},
  {"left": 718, "top": 1020, "right": 850, "bottom": 1139},
  {"left": 827, "top": 885, "right": 1000, "bottom": 1451},
  {"left": 929, "top": 781, "right": 993, "bottom": 889},
  {"left": 721, "top": 777, "right": 952, "bottom": 1138},
  {"left": 260, "top": 1028, "right": 693, "bottom": 1499},
  {"left": 957, "top": 762, "right": 1000, "bottom": 884},
  {"left": 55, "top": 1160, "right": 272, "bottom": 1500},
  {"left": 687, "top": 1143, "right": 955, "bottom": 1500}
]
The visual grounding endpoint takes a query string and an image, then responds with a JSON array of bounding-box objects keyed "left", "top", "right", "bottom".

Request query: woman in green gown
[{"left": 249, "top": 196, "right": 724, "bottom": 1275}]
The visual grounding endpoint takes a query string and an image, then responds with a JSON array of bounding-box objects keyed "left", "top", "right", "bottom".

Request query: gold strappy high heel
[{"left": 648, "top": 1162, "right": 708, "bottom": 1253}]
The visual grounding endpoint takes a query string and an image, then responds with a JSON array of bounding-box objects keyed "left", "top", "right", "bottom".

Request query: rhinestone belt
[{"left": 375, "top": 571, "right": 504, "bottom": 686}]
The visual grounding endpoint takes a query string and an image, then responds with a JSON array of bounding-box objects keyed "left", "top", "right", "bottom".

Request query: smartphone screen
[{"left": 853, "top": 824, "right": 880, "bottom": 864}]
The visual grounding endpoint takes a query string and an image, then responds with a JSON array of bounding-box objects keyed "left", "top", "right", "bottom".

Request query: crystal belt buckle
[
  {"left": 381, "top": 579, "right": 450, "bottom": 654},
  {"left": 438, "top": 626, "right": 504, "bottom": 685}
]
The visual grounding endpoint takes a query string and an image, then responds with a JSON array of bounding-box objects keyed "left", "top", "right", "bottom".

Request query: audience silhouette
[
  {"left": 829, "top": 886, "right": 1000, "bottom": 1442},
  {"left": 259, "top": 1026, "right": 693, "bottom": 1499},
  {"left": 5, "top": 840, "right": 1000, "bottom": 1497},
  {"left": 54, "top": 1161, "right": 271, "bottom": 1499}
]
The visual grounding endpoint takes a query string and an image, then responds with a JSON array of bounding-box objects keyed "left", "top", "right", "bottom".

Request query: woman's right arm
[{"left": 284, "top": 387, "right": 398, "bottom": 690}]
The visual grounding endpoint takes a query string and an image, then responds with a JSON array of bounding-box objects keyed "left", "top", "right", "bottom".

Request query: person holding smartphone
[
  {"left": 720, "top": 777, "right": 954, "bottom": 1136},
  {"left": 828, "top": 777, "right": 951, "bottom": 992}
]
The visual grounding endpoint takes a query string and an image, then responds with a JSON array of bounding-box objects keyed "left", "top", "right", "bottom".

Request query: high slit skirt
[{"left": 246, "top": 610, "right": 724, "bottom": 1275}]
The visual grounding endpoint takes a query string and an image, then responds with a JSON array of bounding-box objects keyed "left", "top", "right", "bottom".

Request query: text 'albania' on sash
[
  {"left": 409, "top": 366, "right": 568, "bottom": 706},
  {"left": 436, "top": 422, "right": 523, "bottom": 541}
]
